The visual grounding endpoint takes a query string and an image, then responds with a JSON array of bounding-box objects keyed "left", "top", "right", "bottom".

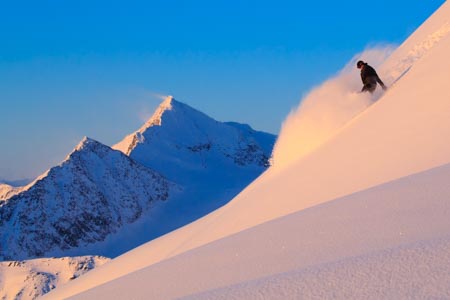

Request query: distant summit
[
  {"left": 113, "top": 96, "right": 275, "bottom": 184},
  {"left": 145, "top": 95, "right": 175, "bottom": 127},
  {"left": 0, "top": 137, "right": 177, "bottom": 260}
]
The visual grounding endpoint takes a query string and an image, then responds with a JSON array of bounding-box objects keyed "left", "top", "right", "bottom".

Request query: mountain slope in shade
[
  {"left": 43, "top": 2, "right": 450, "bottom": 299},
  {"left": 0, "top": 137, "right": 177, "bottom": 260},
  {"left": 0, "top": 256, "right": 109, "bottom": 300}
]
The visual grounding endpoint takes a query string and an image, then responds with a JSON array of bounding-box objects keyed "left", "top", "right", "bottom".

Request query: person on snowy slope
[{"left": 357, "top": 60, "right": 387, "bottom": 93}]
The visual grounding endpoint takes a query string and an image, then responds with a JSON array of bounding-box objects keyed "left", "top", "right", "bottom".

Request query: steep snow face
[
  {"left": 0, "top": 137, "right": 177, "bottom": 260},
  {"left": 43, "top": 3, "right": 450, "bottom": 299},
  {"left": 113, "top": 96, "right": 275, "bottom": 184},
  {"left": 273, "top": 2, "right": 450, "bottom": 171},
  {"left": 271, "top": 46, "right": 395, "bottom": 170},
  {"left": 0, "top": 256, "right": 109, "bottom": 300}
]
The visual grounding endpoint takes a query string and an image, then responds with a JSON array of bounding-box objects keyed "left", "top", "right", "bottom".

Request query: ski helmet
[{"left": 357, "top": 60, "right": 365, "bottom": 68}]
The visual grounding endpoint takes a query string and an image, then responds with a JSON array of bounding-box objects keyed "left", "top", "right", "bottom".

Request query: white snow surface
[
  {"left": 0, "top": 256, "right": 109, "bottom": 300},
  {"left": 186, "top": 236, "right": 450, "bottom": 300},
  {"left": 46, "top": 2, "right": 450, "bottom": 299},
  {"left": 61, "top": 163, "right": 450, "bottom": 300}
]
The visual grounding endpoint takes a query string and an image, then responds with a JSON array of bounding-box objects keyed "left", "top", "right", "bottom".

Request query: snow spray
[{"left": 271, "top": 46, "right": 396, "bottom": 171}]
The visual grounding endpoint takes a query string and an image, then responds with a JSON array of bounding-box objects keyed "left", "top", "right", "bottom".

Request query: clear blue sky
[{"left": 0, "top": 0, "right": 445, "bottom": 181}]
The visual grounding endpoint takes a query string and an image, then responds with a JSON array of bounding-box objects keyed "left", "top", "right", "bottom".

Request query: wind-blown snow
[
  {"left": 271, "top": 46, "right": 394, "bottom": 171},
  {"left": 273, "top": 4, "right": 450, "bottom": 172},
  {"left": 45, "top": 2, "right": 450, "bottom": 299}
]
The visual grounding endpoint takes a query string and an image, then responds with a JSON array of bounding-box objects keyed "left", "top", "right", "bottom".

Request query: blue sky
[{"left": 0, "top": 0, "right": 445, "bottom": 180}]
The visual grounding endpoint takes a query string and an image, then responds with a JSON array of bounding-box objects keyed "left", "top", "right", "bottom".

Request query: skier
[{"left": 357, "top": 60, "right": 387, "bottom": 93}]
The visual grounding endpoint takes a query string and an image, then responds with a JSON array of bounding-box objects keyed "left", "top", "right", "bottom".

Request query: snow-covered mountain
[
  {"left": 0, "top": 98, "right": 274, "bottom": 262},
  {"left": 43, "top": 2, "right": 450, "bottom": 299},
  {"left": 114, "top": 96, "right": 274, "bottom": 183},
  {"left": 0, "top": 137, "right": 177, "bottom": 260},
  {"left": 0, "top": 256, "right": 109, "bottom": 300}
]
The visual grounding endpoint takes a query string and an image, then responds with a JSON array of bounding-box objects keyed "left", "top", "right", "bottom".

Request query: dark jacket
[{"left": 360, "top": 63, "right": 386, "bottom": 92}]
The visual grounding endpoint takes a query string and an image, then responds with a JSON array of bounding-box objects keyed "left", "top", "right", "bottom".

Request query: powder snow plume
[{"left": 271, "top": 46, "right": 396, "bottom": 171}]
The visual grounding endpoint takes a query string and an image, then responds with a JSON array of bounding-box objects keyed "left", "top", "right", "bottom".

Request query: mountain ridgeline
[{"left": 0, "top": 97, "right": 276, "bottom": 260}]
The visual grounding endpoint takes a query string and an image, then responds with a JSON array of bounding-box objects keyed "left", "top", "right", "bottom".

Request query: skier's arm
[{"left": 376, "top": 76, "right": 387, "bottom": 90}]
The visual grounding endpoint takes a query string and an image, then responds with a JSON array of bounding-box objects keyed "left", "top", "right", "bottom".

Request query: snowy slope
[
  {"left": 0, "top": 137, "right": 177, "bottom": 260},
  {"left": 0, "top": 256, "right": 109, "bottom": 300},
  {"left": 69, "top": 162, "right": 450, "bottom": 299},
  {"left": 45, "top": 2, "right": 450, "bottom": 299},
  {"left": 186, "top": 237, "right": 450, "bottom": 300}
]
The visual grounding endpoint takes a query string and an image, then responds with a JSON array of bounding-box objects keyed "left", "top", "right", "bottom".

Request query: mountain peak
[
  {"left": 74, "top": 136, "right": 102, "bottom": 152},
  {"left": 63, "top": 137, "right": 112, "bottom": 163},
  {"left": 143, "top": 95, "right": 177, "bottom": 128},
  {"left": 161, "top": 95, "right": 175, "bottom": 108}
]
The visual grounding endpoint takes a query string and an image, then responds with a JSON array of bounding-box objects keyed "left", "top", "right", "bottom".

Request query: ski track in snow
[{"left": 385, "top": 21, "right": 450, "bottom": 84}]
